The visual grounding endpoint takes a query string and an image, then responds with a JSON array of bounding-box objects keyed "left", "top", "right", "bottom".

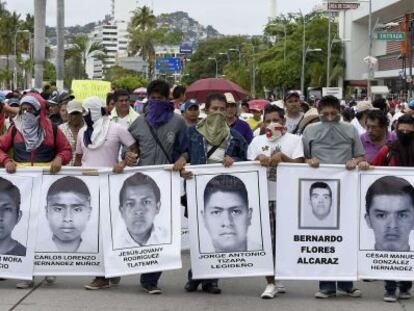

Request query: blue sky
[{"left": 7, "top": 0, "right": 321, "bottom": 35}]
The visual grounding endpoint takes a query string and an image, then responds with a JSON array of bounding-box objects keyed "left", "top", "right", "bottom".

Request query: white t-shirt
[
  {"left": 116, "top": 115, "right": 130, "bottom": 129},
  {"left": 351, "top": 118, "right": 366, "bottom": 136},
  {"left": 247, "top": 133, "right": 304, "bottom": 200},
  {"left": 286, "top": 115, "right": 303, "bottom": 133}
]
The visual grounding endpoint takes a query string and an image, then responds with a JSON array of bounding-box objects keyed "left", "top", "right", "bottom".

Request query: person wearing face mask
[
  {"left": 0, "top": 93, "right": 72, "bottom": 174},
  {"left": 123, "top": 80, "right": 189, "bottom": 295},
  {"left": 183, "top": 92, "right": 248, "bottom": 295},
  {"left": 58, "top": 101, "right": 85, "bottom": 166},
  {"left": 74, "top": 96, "right": 138, "bottom": 171},
  {"left": 247, "top": 104, "right": 304, "bottom": 299},
  {"left": 78, "top": 96, "right": 138, "bottom": 291},
  {"left": 302, "top": 95, "right": 369, "bottom": 299},
  {"left": 371, "top": 114, "right": 414, "bottom": 167}
]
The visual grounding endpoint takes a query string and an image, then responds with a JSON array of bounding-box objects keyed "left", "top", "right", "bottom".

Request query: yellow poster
[{"left": 71, "top": 80, "right": 111, "bottom": 102}]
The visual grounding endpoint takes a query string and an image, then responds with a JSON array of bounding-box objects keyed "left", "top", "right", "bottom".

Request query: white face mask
[{"left": 265, "top": 122, "right": 286, "bottom": 142}]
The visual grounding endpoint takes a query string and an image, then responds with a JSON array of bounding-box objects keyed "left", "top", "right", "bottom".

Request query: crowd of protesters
[{"left": 1, "top": 82, "right": 413, "bottom": 303}]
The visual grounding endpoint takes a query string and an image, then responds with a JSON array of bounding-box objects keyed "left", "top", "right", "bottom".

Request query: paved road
[{"left": 1, "top": 254, "right": 413, "bottom": 311}]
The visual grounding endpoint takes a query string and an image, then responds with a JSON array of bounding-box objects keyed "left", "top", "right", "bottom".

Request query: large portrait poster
[
  {"left": 359, "top": 168, "right": 414, "bottom": 280},
  {"left": 275, "top": 164, "right": 358, "bottom": 280},
  {"left": 33, "top": 170, "right": 104, "bottom": 276},
  {"left": 102, "top": 166, "right": 182, "bottom": 277},
  {"left": 0, "top": 169, "right": 42, "bottom": 280},
  {"left": 187, "top": 163, "right": 273, "bottom": 279}
]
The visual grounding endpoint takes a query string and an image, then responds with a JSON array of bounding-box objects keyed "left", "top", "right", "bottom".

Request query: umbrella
[
  {"left": 133, "top": 87, "right": 147, "bottom": 94},
  {"left": 185, "top": 78, "right": 248, "bottom": 103},
  {"left": 248, "top": 99, "right": 270, "bottom": 111}
]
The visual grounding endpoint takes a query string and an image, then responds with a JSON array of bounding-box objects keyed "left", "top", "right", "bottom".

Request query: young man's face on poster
[
  {"left": 0, "top": 193, "right": 21, "bottom": 241},
  {"left": 365, "top": 194, "right": 414, "bottom": 251},
  {"left": 46, "top": 191, "right": 92, "bottom": 242},
  {"left": 119, "top": 185, "right": 161, "bottom": 238},
  {"left": 203, "top": 190, "right": 252, "bottom": 252}
]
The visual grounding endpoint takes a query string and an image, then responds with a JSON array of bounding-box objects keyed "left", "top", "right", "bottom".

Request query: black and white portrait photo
[
  {"left": 36, "top": 176, "right": 99, "bottom": 253},
  {"left": 0, "top": 177, "right": 27, "bottom": 256},
  {"left": 111, "top": 172, "right": 171, "bottom": 250},
  {"left": 299, "top": 179, "right": 340, "bottom": 230},
  {"left": 197, "top": 173, "right": 264, "bottom": 254},
  {"left": 362, "top": 175, "right": 414, "bottom": 252}
]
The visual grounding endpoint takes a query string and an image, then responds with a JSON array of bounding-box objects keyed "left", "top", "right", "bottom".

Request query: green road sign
[{"left": 376, "top": 32, "right": 405, "bottom": 41}]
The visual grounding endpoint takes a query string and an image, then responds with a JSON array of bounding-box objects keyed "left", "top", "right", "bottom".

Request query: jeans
[
  {"left": 187, "top": 269, "right": 218, "bottom": 287},
  {"left": 319, "top": 281, "right": 353, "bottom": 293},
  {"left": 385, "top": 281, "right": 412, "bottom": 293},
  {"left": 140, "top": 272, "right": 162, "bottom": 287}
]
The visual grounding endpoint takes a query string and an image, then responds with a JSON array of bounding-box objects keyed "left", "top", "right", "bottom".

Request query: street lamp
[
  {"left": 218, "top": 52, "right": 230, "bottom": 63},
  {"left": 301, "top": 46, "right": 322, "bottom": 97},
  {"left": 228, "top": 48, "right": 241, "bottom": 65},
  {"left": 208, "top": 57, "right": 218, "bottom": 78},
  {"left": 13, "top": 29, "right": 30, "bottom": 89}
]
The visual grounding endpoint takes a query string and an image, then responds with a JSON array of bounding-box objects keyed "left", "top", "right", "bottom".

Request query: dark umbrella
[{"left": 185, "top": 78, "right": 248, "bottom": 103}]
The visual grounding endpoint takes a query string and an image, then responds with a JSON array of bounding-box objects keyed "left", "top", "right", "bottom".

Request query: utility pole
[
  {"left": 327, "top": 7, "right": 332, "bottom": 88},
  {"left": 367, "top": 0, "right": 372, "bottom": 100},
  {"left": 409, "top": 19, "right": 414, "bottom": 99},
  {"left": 300, "top": 15, "right": 306, "bottom": 96},
  {"left": 251, "top": 45, "right": 256, "bottom": 98}
]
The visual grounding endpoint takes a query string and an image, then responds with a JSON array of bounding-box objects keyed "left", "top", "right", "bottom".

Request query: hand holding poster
[
  {"left": 0, "top": 169, "right": 42, "bottom": 280},
  {"left": 34, "top": 171, "right": 104, "bottom": 276},
  {"left": 359, "top": 168, "right": 414, "bottom": 280},
  {"left": 186, "top": 162, "right": 273, "bottom": 279},
  {"left": 276, "top": 163, "right": 358, "bottom": 280},
  {"left": 101, "top": 166, "right": 182, "bottom": 278}
]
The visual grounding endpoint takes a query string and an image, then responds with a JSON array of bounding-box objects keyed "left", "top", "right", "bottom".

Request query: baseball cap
[
  {"left": 66, "top": 100, "right": 83, "bottom": 114},
  {"left": 408, "top": 99, "right": 414, "bottom": 110},
  {"left": 183, "top": 99, "right": 199, "bottom": 112},
  {"left": 7, "top": 98, "right": 20, "bottom": 107},
  {"left": 284, "top": 90, "right": 300, "bottom": 101}
]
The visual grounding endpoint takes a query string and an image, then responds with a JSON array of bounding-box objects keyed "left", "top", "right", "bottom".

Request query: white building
[
  {"left": 340, "top": 0, "right": 413, "bottom": 97},
  {"left": 86, "top": 20, "right": 130, "bottom": 79}
]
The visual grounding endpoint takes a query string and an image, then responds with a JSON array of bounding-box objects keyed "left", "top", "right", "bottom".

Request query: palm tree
[
  {"left": 128, "top": 6, "right": 157, "bottom": 78},
  {"left": 34, "top": 0, "right": 47, "bottom": 89},
  {"left": 129, "top": 6, "right": 156, "bottom": 31},
  {"left": 56, "top": 0, "right": 65, "bottom": 90},
  {"left": 65, "top": 35, "right": 105, "bottom": 79}
]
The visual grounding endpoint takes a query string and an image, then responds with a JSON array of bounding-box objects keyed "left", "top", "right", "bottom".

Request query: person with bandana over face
[
  {"left": 74, "top": 96, "right": 138, "bottom": 172},
  {"left": 183, "top": 92, "right": 248, "bottom": 295},
  {"left": 79, "top": 97, "right": 138, "bottom": 291},
  {"left": 0, "top": 93, "right": 72, "bottom": 174},
  {"left": 124, "top": 80, "right": 188, "bottom": 295},
  {"left": 0, "top": 93, "right": 72, "bottom": 289},
  {"left": 302, "top": 95, "right": 370, "bottom": 299},
  {"left": 247, "top": 104, "right": 304, "bottom": 299}
]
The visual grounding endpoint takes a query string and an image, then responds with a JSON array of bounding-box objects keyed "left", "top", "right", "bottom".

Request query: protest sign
[
  {"left": 276, "top": 164, "right": 358, "bottom": 280},
  {"left": 359, "top": 168, "right": 414, "bottom": 280},
  {"left": 34, "top": 170, "right": 104, "bottom": 276},
  {"left": 0, "top": 169, "right": 42, "bottom": 280},
  {"left": 186, "top": 162, "right": 273, "bottom": 279},
  {"left": 101, "top": 166, "right": 182, "bottom": 277},
  {"left": 71, "top": 80, "right": 111, "bottom": 102}
]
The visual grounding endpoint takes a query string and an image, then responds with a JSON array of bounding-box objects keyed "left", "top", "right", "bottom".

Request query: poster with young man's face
[
  {"left": 275, "top": 164, "right": 358, "bottom": 281},
  {"left": 101, "top": 167, "right": 181, "bottom": 278},
  {"left": 33, "top": 174, "right": 104, "bottom": 277},
  {"left": 359, "top": 169, "right": 414, "bottom": 280},
  {"left": 187, "top": 164, "right": 273, "bottom": 279},
  {"left": 0, "top": 170, "right": 42, "bottom": 280}
]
